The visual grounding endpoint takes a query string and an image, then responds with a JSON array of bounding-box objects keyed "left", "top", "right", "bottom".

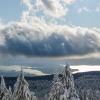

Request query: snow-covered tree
[
  {"left": 48, "top": 73, "right": 65, "bottom": 100},
  {"left": 62, "top": 64, "right": 80, "bottom": 100},
  {"left": 31, "top": 92, "right": 37, "bottom": 100},
  {"left": 48, "top": 64, "right": 80, "bottom": 100},
  {"left": 2, "top": 86, "right": 13, "bottom": 100},
  {"left": 0, "top": 76, "right": 9, "bottom": 100},
  {"left": 13, "top": 69, "right": 37, "bottom": 100}
]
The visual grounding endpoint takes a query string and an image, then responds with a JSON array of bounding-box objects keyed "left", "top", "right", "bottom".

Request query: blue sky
[
  {"left": 0, "top": 0, "right": 100, "bottom": 27},
  {"left": 0, "top": 0, "right": 23, "bottom": 22}
]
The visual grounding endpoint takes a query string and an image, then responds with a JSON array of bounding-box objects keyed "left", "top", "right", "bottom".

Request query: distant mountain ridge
[{"left": 1, "top": 71, "right": 100, "bottom": 87}]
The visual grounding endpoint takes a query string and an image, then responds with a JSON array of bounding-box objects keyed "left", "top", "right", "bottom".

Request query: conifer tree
[
  {"left": 2, "top": 86, "right": 13, "bottom": 100},
  {"left": 62, "top": 64, "right": 80, "bottom": 100},
  {"left": 0, "top": 76, "right": 8, "bottom": 100},
  {"left": 48, "top": 73, "right": 65, "bottom": 100},
  {"left": 48, "top": 64, "right": 80, "bottom": 100},
  {"left": 13, "top": 69, "right": 37, "bottom": 100}
]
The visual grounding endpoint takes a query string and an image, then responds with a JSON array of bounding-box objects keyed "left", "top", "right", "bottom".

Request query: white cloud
[
  {"left": 21, "top": 0, "right": 33, "bottom": 11},
  {"left": 40, "top": 0, "right": 67, "bottom": 18},
  {"left": 0, "top": 21, "right": 100, "bottom": 57},
  {"left": 0, "top": 19, "right": 6, "bottom": 46},
  {"left": 63, "top": 0, "right": 76, "bottom": 4},
  {"left": 21, "top": 0, "right": 76, "bottom": 18},
  {"left": 77, "top": 7, "right": 90, "bottom": 13},
  {"left": 0, "top": 18, "right": 5, "bottom": 29},
  {"left": 71, "top": 65, "right": 100, "bottom": 73},
  {"left": 96, "top": 3, "right": 100, "bottom": 12}
]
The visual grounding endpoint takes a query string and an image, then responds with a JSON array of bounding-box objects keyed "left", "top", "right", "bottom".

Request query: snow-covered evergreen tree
[
  {"left": 48, "top": 64, "right": 80, "bottom": 100},
  {"left": 48, "top": 73, "right": 65, "bottom": 100},
  {"left": 31, "top": 92, "right": 37, "bottom": 100},
  {"left": 62, "top": 64, "right": 80, "bottom": 100},
  {"left": 2, "top": 86, "right": 13, "bottom": 100},
  {"left": 13, "top": 69, "right": 37, "bottom": 100},
  {"left": 0, "top": 76, "right": 9, "bottom": 100}
]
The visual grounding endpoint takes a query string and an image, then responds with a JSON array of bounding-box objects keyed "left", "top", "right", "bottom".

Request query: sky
[
  {"left": 0, "top": 0, "right": 100, "bottom": 74},
  {"left": 0, "top": 0, "right": 100, "bottom": 27}
]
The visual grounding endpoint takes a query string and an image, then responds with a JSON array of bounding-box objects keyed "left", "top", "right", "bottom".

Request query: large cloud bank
[
  {"left": 0, "top": 0, "right": 100, "bottom": 57},
  {"left": 0, "top": 22, "right": 100, "bottom": 57}
]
